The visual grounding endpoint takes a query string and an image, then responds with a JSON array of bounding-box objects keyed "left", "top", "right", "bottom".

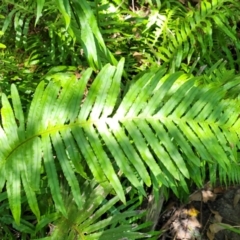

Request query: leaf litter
[{"left": 155, "top": 184, "right": 240, "bottom": 239}]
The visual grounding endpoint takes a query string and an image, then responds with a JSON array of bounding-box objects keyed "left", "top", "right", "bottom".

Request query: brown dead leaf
[
  {"left": 233, "top": 189, "right": 240, "bottom": 207},
  {"left": 132, "top": 52, "right": 143, "bottom": 62},
  {"left": 213, "top": 186, "right": 226, "bottom": 194},
  {"left": 172, "top": 217, "right": 201, "bottom": 239},
  {"left": 189, "top": 189, "right": 216, "bottom": 203},
  {"left": 202, "top": 190, "right": 217, "bottom": 203},
  {"left": 206, "top": 229, "right": 215, "bottom": 240},
  {"left": 162, "top": 207, "right": 201, "bottom": 239},
  {"left": 209, "top": 207, "right": 222, "bottom": 223},
  {"left": 208, "top": 206, "right": 223, "bottom": 225},
  {"left": 161, "top": 209, "right": 182, "bottom": 230},
  {"left": 214, "top": 212, "right": 223, "bottom": 223},
  {"left": 207, "top": 223, "right": 225, "bottom": 240},
  {"left": 189, "top": 190, "right": 202, "bottom": 202}
]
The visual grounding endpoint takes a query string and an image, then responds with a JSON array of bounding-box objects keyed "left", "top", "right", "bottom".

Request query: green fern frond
[
  {"left": 1, "top": 1, "right": 36, "bottom": 49},
  {"left": 42, "top": 181, "right": 156, "bottom": 240},
  {"left": 156, "top": 0, "right": 240, "bottom": 70},
  {"left": 1, "top": 59, "right": 240, "bottom": 223}
]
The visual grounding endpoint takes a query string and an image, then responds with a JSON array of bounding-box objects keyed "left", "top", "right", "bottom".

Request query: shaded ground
[{"left": 156, "top": 185, "right": 240, "bottom": 239}]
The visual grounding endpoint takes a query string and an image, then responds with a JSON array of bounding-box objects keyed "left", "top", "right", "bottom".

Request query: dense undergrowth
[{"left": 0, "top": 0, "right": 240, "bottom": 239}]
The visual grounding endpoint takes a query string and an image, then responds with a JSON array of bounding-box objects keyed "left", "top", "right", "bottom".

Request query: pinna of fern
[
  {"left": 154, "top": 0, "right": 240, "bottom": 71},
  {"left": 1, "top": 0, "right": 117, "bottom": 71},
  {"left": 0, "top": 179, "right": 155, "bottom": 239},
  {"left": 1, "top": 58, "right": 240, "bottom": 224},
  {"left": 42, "top": 181, "right": 158, "bottom": 240}
]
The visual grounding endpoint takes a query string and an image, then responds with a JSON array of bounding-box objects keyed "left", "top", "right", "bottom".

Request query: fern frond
[
  {"left": 157, "top": 0, "right": 240, "bottom": 70},
  {"left": 46, "top": 181, "right": 155, "bottom": 240},
  {"left": 1, "top": 59, "right": 240, "bottom": 223}
]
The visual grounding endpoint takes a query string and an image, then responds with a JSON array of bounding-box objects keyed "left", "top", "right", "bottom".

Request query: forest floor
[{"left": 157, "top": 184, "right": 240, "bottom": 240}]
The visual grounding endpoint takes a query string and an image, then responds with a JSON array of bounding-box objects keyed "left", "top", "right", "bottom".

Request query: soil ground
[{"left": 156, "top": 185, "right": 240, "bottom": 239}]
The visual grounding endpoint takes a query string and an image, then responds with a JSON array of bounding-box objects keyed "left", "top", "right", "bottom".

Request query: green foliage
[
  {"left": 89, "top": 0, "right": 240, "bottom": 73},
  {"left": 1, "top": 0, "right": 240, "bottom": 75},
  {"left": 2, "top": 58, "right": 240, "bottom": 223},
  {"left": 0, "top": 180, "right": 156, "bottom": 239},
  {"left": 43, "top": 182, "right": 158, "bottom": 240},
  {"left": 1, "top": 0, "right": 240, "bottom": 238}
]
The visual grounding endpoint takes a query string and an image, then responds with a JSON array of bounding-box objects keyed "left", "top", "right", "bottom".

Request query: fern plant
[
  {"left": 0, "top": 180, "right": 155, "bottom": 239},
  {"left": 3, "top": 0, "right": 239, "bottom": 77},
  {"left": 1, "top": 58, "right": 240, "bottom": 225},
  {"left": 152, "top": 0, "right": 240, "bottom": 72},
  {"left": 2, "top": 1, "right": 240, "bottom": 237},
  {"left": 37, "top": 180, "right": 157, "bottom": 240}
]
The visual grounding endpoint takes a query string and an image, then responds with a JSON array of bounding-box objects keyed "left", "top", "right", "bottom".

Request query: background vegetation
[{"left": 0, "top": 0, "right": 240, "bottom": 239}]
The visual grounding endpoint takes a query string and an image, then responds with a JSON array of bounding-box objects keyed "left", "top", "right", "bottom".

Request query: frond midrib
[{"left": 4, "top": 114, "right": 237, "bottom": 162}]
